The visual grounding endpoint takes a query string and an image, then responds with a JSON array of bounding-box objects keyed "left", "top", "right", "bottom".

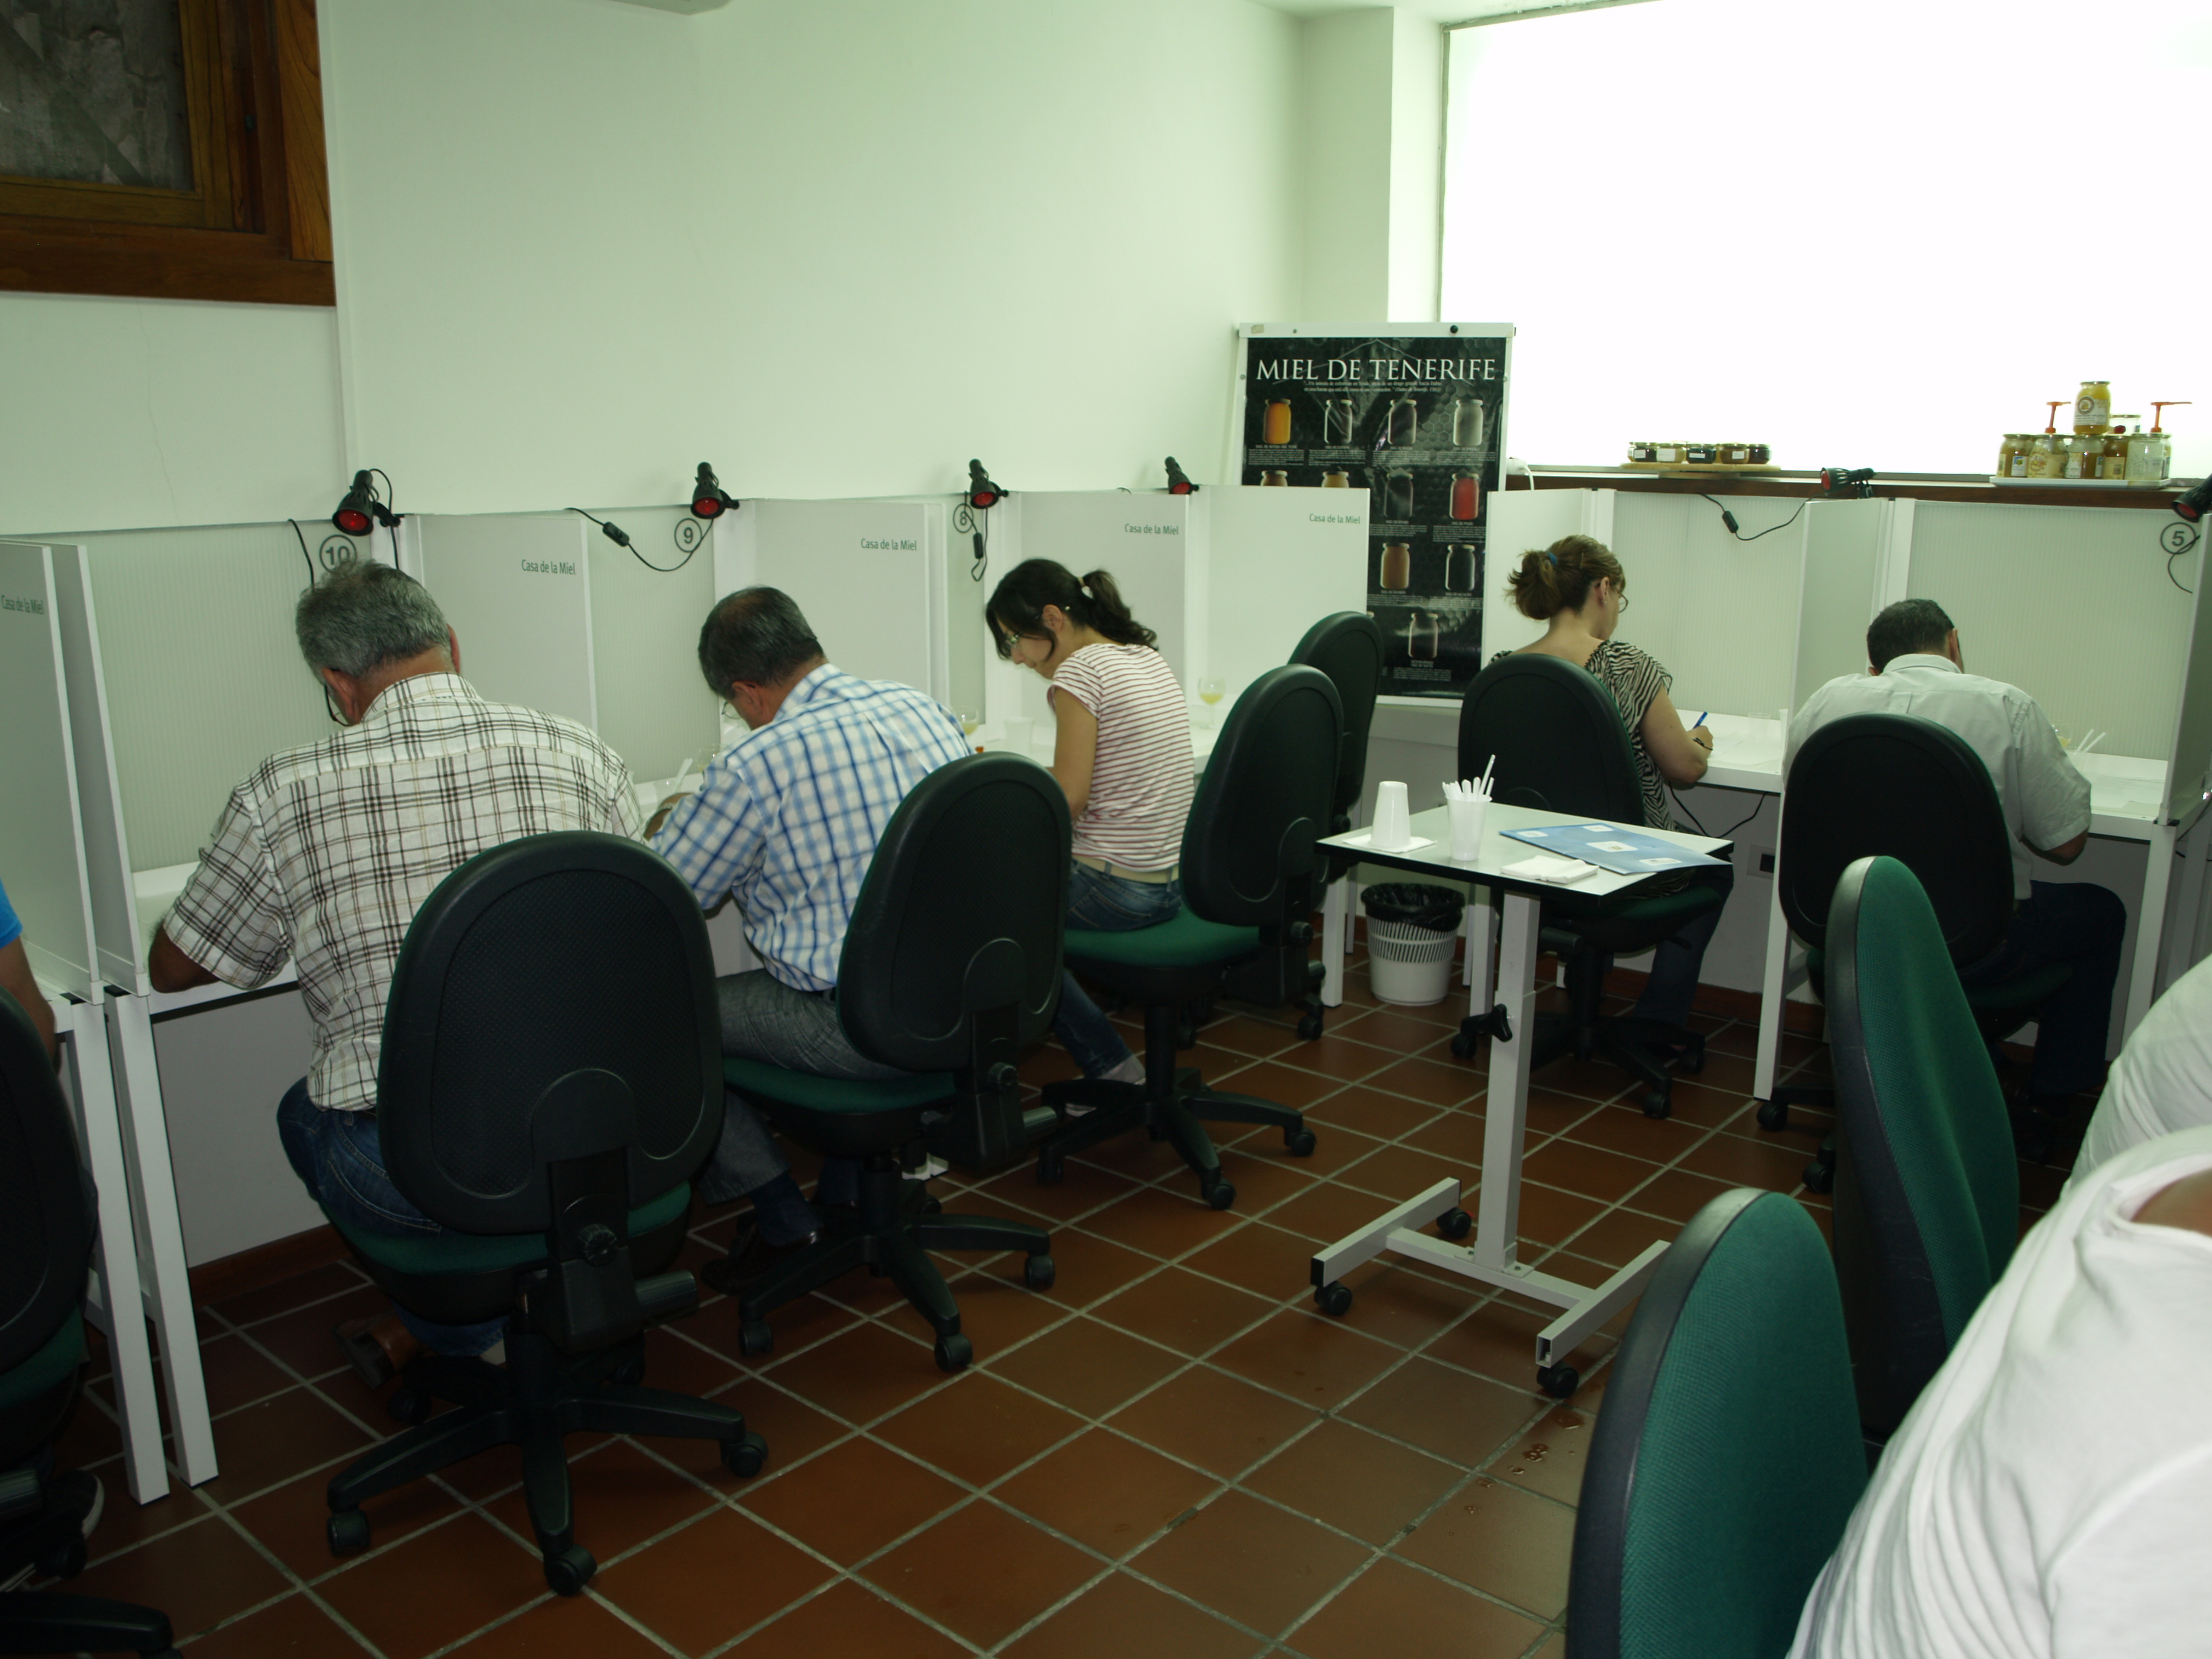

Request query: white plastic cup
[
  {"left": 1372, "top": 780, "right": 1413, "bottom": 850},
  {"left": 1002, "top": 717, "right": 1034, "bottom": 756},
  {"left": 1448, "top": 796, "right": 1488, "bottom": 863}
]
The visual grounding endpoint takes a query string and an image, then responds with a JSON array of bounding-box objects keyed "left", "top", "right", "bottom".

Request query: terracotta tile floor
[{"left": 50, "top": 943, "right": 2090, "bottom": 1657}]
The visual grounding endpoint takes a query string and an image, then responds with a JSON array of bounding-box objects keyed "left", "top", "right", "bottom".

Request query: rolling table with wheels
[{"left": 1308, "top": 801, "right": 1733, "bottom": 1399}]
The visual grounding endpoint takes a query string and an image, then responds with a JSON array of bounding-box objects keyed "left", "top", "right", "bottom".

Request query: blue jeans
[
  {"left": 1627, "top": 864, "right": 1736, "bottom": 1029},
  {"left": 1959, "top": 879, "right": 2126, "bottom": 1098},
  {"left": 1056, "top": 862, "right": 1183, "bottom": 1078},
  {"left": 276, "top": 1081, "right": 507, "bottom": 1359}
]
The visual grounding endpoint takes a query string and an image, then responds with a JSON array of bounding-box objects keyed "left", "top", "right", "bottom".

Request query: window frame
[{"left": 0, "top": 0, "right": 333, "bottom": 307}]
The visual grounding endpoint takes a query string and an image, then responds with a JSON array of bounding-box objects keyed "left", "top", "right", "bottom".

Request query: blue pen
[{"left": 1692, "top": 712, "right": 1708, "bottom": 729}]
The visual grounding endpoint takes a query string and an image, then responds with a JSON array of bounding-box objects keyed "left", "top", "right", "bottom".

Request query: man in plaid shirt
[
  {"left": 650, "top": 588, "right": 971, "bottom": 1287},
  {"left": 153, "top": 561, "right": 640, "bottom": 1381}
]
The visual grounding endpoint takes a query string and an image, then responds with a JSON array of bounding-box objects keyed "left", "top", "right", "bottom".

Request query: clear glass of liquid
[
  {"left": 955, "top": 706, "right": 982, "bottom": 747},
  {"left": 1198, "top": 677, "right": 1227, "bottom": 725}
]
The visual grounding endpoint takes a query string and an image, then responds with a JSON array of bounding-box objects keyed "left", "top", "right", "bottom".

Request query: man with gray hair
[
  {"left": 152, "top": 558, "right": 641, "bottom": 1381},
  {"left": 650, "top": 588, "right": 971, "bottom": 1290},
  {"left": 1787, "top": 597, "right": 2123, "bottom": 1148}
]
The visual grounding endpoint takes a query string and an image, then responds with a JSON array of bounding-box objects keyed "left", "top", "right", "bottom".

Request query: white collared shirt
[
  {"left": 1789, "top": 1127, "right": 2212, "bottom": 1659},
  {"left": 1788, "top": 654, "right": 2090, "bottom": 899}
]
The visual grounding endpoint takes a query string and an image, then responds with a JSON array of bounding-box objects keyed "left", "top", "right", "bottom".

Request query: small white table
[{"left": 1309, "top": 802, "right": 1734, "bottom": 1398}]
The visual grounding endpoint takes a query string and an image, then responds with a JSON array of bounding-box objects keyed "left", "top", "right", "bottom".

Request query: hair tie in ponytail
[
  {"left": 1079, "top": 583, "right": 1093, "bottom": 600},
  {"left": 1546, "top": 551, "right": 1558, "bottom": 568}
]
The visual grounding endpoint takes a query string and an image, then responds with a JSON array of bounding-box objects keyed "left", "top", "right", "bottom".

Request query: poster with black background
[{"left": 1236, "top": 325, "right": 1512, "bottom": 699}]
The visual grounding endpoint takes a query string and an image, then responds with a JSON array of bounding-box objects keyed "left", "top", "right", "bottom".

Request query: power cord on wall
[
  {"left": 566, "top": 507, "right": 695, "bottom": 573},
  {"left": 1700, "top": 493, "right": 1810, "bottom": 543}
]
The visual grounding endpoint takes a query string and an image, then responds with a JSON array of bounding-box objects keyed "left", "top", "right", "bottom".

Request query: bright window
[{"left": 1441, "top": 0, "right": 2211, "bottom": 478}]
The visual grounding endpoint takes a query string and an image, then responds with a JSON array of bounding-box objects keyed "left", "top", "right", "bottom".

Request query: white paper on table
[
  {"left": 1500, "top": 853, "right": 1604, "bottom": 885},
  {"left": 1336, "top": 831, "right": 1438, "bottom": 853}
]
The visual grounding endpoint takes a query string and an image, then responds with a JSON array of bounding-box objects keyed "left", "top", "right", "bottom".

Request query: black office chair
[
  {"left": 1754, "top": 714, "right": 2074, "bottom": 1185},
  {"left": 1826, "top": 856, "right": 2019, "bottom": 1446},
  {"left": 319, "top": 833, "right": 763, "bottom": 1597},
  {"left": 0, "top": 988, "right": 176, "bottom": 1658},
  {"left": 1567, "top": 1189, "right": 1866, "bottom": 1659},
  {"left": 1222, "top": 612, "right": 1387, "bottom": 1041},
  {"left": 1449, "top": 654, "right": 1726, "bottom": 1119},
  {"left": 1039, "top": 665, "right": 1341, "bottom": 1207},
  {"left": 719, "top": 754, "right": 1062, "bottom": 1374}
]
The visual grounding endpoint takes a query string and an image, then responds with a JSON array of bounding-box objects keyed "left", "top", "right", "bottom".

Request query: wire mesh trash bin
[{"left": 1362, "top": 884, "right": 1464, "bottom": 1005}]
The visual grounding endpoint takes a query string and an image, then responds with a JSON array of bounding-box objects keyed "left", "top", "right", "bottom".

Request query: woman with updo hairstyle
[
  {"left": 988, "top": 559, "right": 1194, "bottom": 1085},
  {"left": 1495, "top": 534, "right": 1728, "bottom": 1031}
]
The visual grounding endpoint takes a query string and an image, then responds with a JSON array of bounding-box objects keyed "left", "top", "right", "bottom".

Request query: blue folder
[{"left": 1500, "top": 822, "right": 1729, "bottom": 876}]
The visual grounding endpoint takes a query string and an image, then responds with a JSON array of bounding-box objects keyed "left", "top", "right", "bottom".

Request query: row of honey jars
[
  {"left": 1378, "top": 541, "right": 1481, "bottom": 592},
  {"left": 1261, "top": 397, "right": 1487, "bottom": 450},
  {"left": 1628, "top": 440, "right": 1772, "bottom": 465},
  {"left": 1999, "top": 424, "right": 2171, "bottom": 482}
]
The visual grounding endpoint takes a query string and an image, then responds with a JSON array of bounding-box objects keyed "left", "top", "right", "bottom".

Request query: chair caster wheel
[
  {"left": 1024, "top": 1253, "right": 1056, "bottom": 1290},
  {"left": 1036, "top": 1156, "right": 1065, "bottom": 1187},
  {"left": 545, "top": 1543, "right": 596, "bottom": 1596},
  {"left": 738, "top": 1321, "right": 774, "bottom": 1358},
  {"left": 1449, "top": 1030, "right": 1478, "bottom": 1059},
  {"left": 1538, "top": 1364, "right": 1580, "bottom": 1400},
  {"left": 1641, "top": 1089, "right": 1671, "bottom": 1120},
  {"left": 721, "top": 1432, "right": 768, "bottom": 1478},
  {"left": 1285, "top": 1128, "right": 1317, "bottom": 1157},
  {"left": 387, "top": 1386, "right": 432, "bottom": 1426},
  {"left": 1314, "top": 1281, "right": 1352, "bottom": 1317},
  {"left": 1802, "top": 1158, "right": 1834, "bottom": 1195},
  {"left": 610, "top": 1353, "right": 646, "bottom": 1387},
  {"left": 1176, "top": 1021, "right": 1198, "bottom": 1050},
  {"left": 934, "top": 1333, "right": 974, "bottom": 1373},
  {"left": 327, "top": 1509, "right": 370, "bottom": 1556},
  {"left": 1437, "top": 1206, "right": 1472, "bottom": 1241},
  {"left": 1755, "top": 1098, "right": 1789, "bottom": 1131},
  {"left": 1204, "top": 1179, "right": 1237, "bottom": 1212},
  {"left": 919, "top": 1194, "right": 942, "bottom": 1215},
  {"left": 1296, "top": 1013, "right": 1324, "bottom": 1041},
  {"left": 1678, "top": 1049, "right": 1704, "bottom": 1075}
]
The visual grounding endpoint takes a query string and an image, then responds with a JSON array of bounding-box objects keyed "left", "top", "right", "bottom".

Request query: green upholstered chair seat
[
  {"left": 722, "top": 1056, "right": 954, "bottom": 1115},
  {"left": 330, "top": 1184, "right": 692, "bottom": 1280},
  {"left": 0, "top": 1309, "right": 85, "bottom": 1414},
  {"left": 1803, "top": 947, "right": 2069, "bottom": 1016},
  {"left": 1065, "top": 908, "right": 1260, "bottom": 969},
  {"left": 1546, "top": 882, "right": 1725, "bottom": 947}
]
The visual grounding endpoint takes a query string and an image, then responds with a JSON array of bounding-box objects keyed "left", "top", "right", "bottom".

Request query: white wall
[
  {"left": 0, "top": 293, "right": 346, "bottom": 535},
  {"left": 322, "top": 0, "right": 1305, "bottom": 514}
]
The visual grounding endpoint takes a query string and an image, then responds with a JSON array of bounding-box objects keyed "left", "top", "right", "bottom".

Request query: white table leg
[
  {"left": 2123, "top": 825, "right": 2176, "bottom": 1041},
  {"left": 105, "top": 996, "right": 218, "bottom": 1486},
  {"left": 1754, "top": 876, "right": 1792, "bottom": 1102},
  {"left": 1462, "top": 890, "right": 1496, "bottom": 1012},
  {"left": 1473, "top": 892, "right": 1540, "bottom": 1271},
  {"left": 1320, "top": 877, "right": 1347, "bottom": 1009},
  {"left": 58, "top": 1001, "right": 167, "bottom": 1503}
]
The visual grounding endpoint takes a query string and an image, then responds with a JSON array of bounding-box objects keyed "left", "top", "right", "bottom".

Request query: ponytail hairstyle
[
  {"left": 1504, "top": 534, "right": 1627, "bottom": 622},
  {"left": 986, "top": 558, "right": 1157, "bottom": 659}
]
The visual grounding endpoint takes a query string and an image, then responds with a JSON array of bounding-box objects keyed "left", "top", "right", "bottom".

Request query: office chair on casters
[
  {"left": 1567, "top": 1188, "right": 1867, "bottom": 1659},
  {"left": 1754, "top": 714, "right": 2073, "bottom": 1190},
  {"left": 1039, "top": 665, "right": 1341, "bottom": 1208},
  {"left": 0, "top": 988, "right": 176, "bottom": 1658},
  {"left": 1826, "top": 856, "right": 2019, "bottom": 1447},
  {"left": 320, "top": 833, "right": 763, "bottom": 1598},
  {"left": 1222, "top": 611, "right": 1386, "bottom": 1041},
  {"left": 1450, "top": 654, "right": 1726, "bottom": 1120},
  {"left": 722, "top": 754, "right": 1064, "bottom": 1375}
]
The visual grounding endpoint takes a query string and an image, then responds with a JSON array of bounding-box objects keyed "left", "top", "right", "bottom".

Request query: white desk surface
[
  {"left": 1683, "top": 714, "right": 2170, "bottom": 841},
  {"left": 1321, "top": 803, "right": 1731, "bottom": 898},
  {"left": 983, "top": 719, "right": 1219, "bottom": 770},
  {"left": 133, "top": 862, "right": 298, "bottom": 1013}
]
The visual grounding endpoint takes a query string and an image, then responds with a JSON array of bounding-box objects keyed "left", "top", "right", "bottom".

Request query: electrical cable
[
  {"left": 2161, "top": 518, "right": 2198, "bottom": 594},
  {"left": 1700, "top": 494, "right": 1811, "bottom": 543},
  {"left": 953, "top": 501, "right": 990, "bottom": 582},
  {"left": 290, "top": 520, "right": 347, "bottom": 725},
  {"left": 1669, "top": 787, "right": 1766, "bottom": 844},
  {"left": 288, "top": 518, "right": 316, "bottom": 587},
  {"left": 566, "top": 506, "right": 694, "bottom": 573}
]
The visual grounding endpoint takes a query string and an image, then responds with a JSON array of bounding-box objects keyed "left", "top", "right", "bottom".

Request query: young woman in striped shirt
[{"left": 988, "top": 560, "right": 1195, "bottom": 1082}]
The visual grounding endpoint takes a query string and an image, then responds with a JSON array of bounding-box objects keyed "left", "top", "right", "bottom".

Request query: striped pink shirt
[{"left": 1050, "top": 643, "right": 1194, "bottom": 871}]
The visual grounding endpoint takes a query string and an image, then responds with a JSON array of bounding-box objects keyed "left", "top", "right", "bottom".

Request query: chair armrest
[
  {"left": 634, "top": 1271, "right": 697, "bottom": 1325},
  {"left": 0, "top": 1467, "right": 41, "bottom": 1522}
]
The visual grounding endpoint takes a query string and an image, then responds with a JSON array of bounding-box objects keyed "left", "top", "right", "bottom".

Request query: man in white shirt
[
  {"left": 2073, "top": 952, "right": 2212, "bottom": 1179},
  {"left": 1789, "top": 599, "right": 2124, "bottom": 1131},
  {"left": 1789, "top": 1124, "right": 2212, "bottom": 1658}
]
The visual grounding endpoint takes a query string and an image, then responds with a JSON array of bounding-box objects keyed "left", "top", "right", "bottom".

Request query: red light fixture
[
  {"left": 967, "top": 458, "right": 1005, "bottom": 511},
  {"left": 1165, "top": 456, "right": 1198, "bottom": 496},
  {"left": 332, "top": 469, "right": 397, "bottom": 537},
  {"left": 691, "top": 462, "right": 738, "bottom": 520}
]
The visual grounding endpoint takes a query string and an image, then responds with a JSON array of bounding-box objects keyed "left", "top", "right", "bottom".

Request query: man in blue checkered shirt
[{"left": 651, "top": 588, "right": 971, "bottom": 1284}]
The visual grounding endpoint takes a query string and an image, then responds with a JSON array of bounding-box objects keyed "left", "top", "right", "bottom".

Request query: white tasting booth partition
[
  {"left": 404, "top": 514, "right": 599, "bottom": 733},
  {"left": 1201, "top": 485, "right": 1372, "bottom": 709},
  {"left": 711, "top": 498, "right": 952, "bottom": 750}
]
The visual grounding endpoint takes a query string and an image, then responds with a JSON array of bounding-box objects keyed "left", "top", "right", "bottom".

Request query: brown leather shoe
[
  {"left": 333, "top": 1314, "right": 424, "bottom": 1389},
  {"left": 700, "top": 1219, "right": 822, "bottom": 1299}
]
